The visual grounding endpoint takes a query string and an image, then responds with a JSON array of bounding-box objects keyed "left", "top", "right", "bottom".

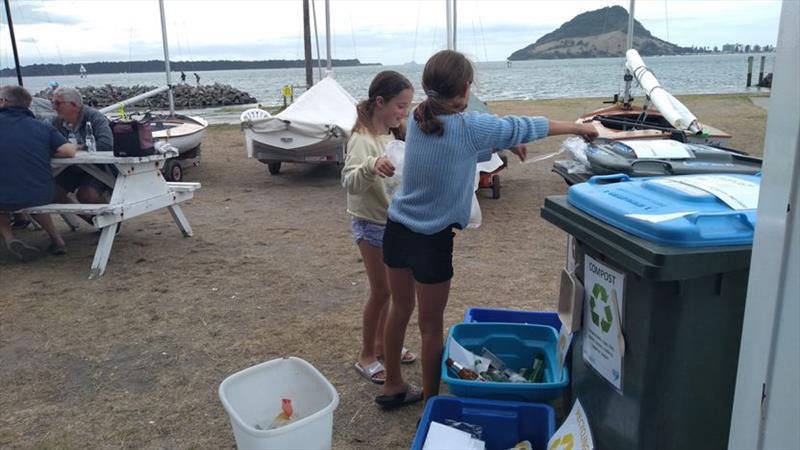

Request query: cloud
[{"left": 3, "top": 0, "right": 79, "bottom": 26}]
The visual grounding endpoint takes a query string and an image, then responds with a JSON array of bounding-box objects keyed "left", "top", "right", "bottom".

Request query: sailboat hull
[
  {"left": 150, "top": 114, "right": 208, "bottom": 153},
  {"left": 577, "top": 105, "right": 731, "bottom": 146}
]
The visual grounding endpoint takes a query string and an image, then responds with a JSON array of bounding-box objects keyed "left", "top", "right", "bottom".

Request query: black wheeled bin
[{"left": 540, "top": 173, "right": 759, "bottom": 450}]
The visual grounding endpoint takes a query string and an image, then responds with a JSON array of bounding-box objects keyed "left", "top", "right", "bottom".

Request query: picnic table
[{"left": 19, "top": 150, "right": 200, "bottom": 279}]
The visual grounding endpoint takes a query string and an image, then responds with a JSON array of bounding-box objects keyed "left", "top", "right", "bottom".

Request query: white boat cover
[
  {"left": 244, "top": 76, "right": 357, "bottom": 142},
  {"left": 626, "top": 49, "right": 702, "bottom": 134}
]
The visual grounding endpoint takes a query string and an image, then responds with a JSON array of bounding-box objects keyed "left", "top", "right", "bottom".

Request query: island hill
[
  {"left": 508, "top": 5, "right": 684, "bottom": 60},
  {"left": 0, "top": 58, "right": 379, "bottom": 77}
]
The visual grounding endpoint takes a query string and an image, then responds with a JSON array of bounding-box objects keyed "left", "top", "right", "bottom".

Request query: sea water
[{"left": 4, "top": 53, "right": 773, "bottom": 107}]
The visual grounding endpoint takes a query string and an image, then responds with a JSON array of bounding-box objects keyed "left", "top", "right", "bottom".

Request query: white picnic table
[{"left": 20, "top": 150, "right": 200, "bottom": 279}]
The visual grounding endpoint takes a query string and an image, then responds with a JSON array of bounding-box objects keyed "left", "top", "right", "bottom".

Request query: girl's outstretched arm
[{"left": 547, "top": 120, "right": 599, "bottom": 141}]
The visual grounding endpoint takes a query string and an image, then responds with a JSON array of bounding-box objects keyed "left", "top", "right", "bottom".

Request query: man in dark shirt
[
  {"left": 51, "top": 86, "right": 114, "bottom": 206},
  {"left": 0, "top": 86, "right": 77, "bottom": 260}
]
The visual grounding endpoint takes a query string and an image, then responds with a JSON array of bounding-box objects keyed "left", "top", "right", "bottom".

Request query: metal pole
[
  {"left": 3, "top": 0, "right": 23, "bottom": 86},
  {"left": 445, "top": 0, "right": 453, "bottom": 50},
  {"left": 98, "top": 86, "right": 171, "bottom": 114},
  {"left": 622, "top": 0, "right": 636, "bottom": 107},
  {"left": 311, "top": 0, "right": 323, "bottom": 80},
  {"left": 746, "top": 55, "right": 754, "bottom": 87},
  {"left": 325, "top": 0, "right": 332, "bottom": 73},
  {"left": 158, "top": 0, "right": 175, "bottom": 115},
  {"left": 303, "top": 0, "right": 313, "bottom": 88},
  {"left": 758, "top": 55, "right": 766, "bottom": 85},
  {"left": 452, "top": 0, "right": 457, "bottom": 51}
]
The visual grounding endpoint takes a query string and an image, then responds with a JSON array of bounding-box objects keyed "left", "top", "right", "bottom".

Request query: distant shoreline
[{"left": 0, "top": 59, "right": 381, "bottom": 78}]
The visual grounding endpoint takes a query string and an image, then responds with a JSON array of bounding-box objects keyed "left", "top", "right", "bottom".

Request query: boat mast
[
  {"left": 622, "top": 0, "right": 636, "bottom": 108},
  {"left": 446, "top": 0, "right": 453, "bottom": 50},
  {"left": 3, "top": 0, "right": 23, "bottom": 86},
  {"left": 303, "top": 0, "right": 313, "bottom": 88},
  {"left": 452, "top": 0, "right": 457, "bottom": 51},
  {"left": 324, "top": 0, "right": 331, "bottom": 75},
  {"left": 158, "top": 0, "right": 175, "bottom": 116}
]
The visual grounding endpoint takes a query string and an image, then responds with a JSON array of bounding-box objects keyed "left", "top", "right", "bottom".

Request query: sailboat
[
  {"left": 79, "top": 64, "right": 87, "bottom": 78},
  {"left": 98, "top": 0, "right": 208, "bottom": 182},
  {"left": 576, "top": 1, "right": 730, "bottom": 146},
  {"left": 240, "top": 0, "right": 357, "bottom": 175}
]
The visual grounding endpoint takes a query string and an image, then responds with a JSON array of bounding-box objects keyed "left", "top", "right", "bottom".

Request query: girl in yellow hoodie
[{"left": 342, "top": 71, "right": 416, "bottom": 384}]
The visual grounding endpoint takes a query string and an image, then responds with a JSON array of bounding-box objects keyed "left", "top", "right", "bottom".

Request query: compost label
[
  {"left": 583, "top": 255, "right": 625, "bottom": 392},
  {"left": 548, "top": 399, "right": 594, "bottom": 450}
]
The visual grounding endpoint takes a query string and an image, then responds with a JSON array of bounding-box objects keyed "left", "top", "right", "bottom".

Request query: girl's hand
[
  {"left": 373, "top": 156, "right": 395, "bottom": 177},
  {"left": 577, "top": 123, "right": 599, "bottom": 142},
  {"left": 510, "top": 144, "right": 527, "bottom": 162}
]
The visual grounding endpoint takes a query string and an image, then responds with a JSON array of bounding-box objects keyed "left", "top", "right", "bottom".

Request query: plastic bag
[
  {"left": 563, "top": 136, "right": 590, "bottom": 166},
  {"left": 383, "top": 140, "right": 405, "bottom": 198},
  {"left": 468, "top": 168, "right": 482, "bottom": 228}
]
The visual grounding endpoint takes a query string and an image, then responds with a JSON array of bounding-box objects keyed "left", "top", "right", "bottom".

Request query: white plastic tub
[{"left": 219, "top": 357, "right": 340, "bottom": 450}]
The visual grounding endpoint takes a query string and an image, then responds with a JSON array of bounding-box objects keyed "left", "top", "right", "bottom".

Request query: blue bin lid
[{"left": 567, "top": 173, "right": 760, "bottom": 247}]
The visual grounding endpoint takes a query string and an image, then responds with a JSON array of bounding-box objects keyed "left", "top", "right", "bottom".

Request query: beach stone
[{"left": 34, "top": 83, "right": 257, "bottom": 109}]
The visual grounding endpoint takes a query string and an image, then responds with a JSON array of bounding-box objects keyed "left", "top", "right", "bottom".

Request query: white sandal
[{"left": 354, "top": 360, "right": 386, "bottom": 385}]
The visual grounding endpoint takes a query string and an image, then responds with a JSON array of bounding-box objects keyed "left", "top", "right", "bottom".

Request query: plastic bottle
[
  {"left": 85, "top": 121, "right": 97, "bottom": 153},
  {"left": 67, "top": 131, "right": 78, "bottom": 145},
  {"left": 446, "top": 358, "right": 481, "bottom": 381}
]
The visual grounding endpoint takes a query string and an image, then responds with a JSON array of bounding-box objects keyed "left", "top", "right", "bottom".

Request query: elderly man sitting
[
  {"left": 51, "top": 86, "right": 114, "bottom": 207},
  {"left": 0, "top": 85, "right": 78, "bottom": 260}
]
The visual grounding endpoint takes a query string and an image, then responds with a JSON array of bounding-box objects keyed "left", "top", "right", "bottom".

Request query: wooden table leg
[{"left": 89, "top": 225, "right": 117, "bottom": 279}]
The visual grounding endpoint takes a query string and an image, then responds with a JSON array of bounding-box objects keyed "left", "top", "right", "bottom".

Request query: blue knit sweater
[{"left": 389, "top": 111, "right": 549, "bottom": 234}]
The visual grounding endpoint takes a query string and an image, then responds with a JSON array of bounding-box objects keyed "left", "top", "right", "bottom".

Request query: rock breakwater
[{"left": 35, "top": 83, "right": 257, "bottom": 109}]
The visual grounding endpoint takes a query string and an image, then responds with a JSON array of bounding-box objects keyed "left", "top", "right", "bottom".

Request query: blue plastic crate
[
  {"left": 463, "top": 307, "right": 561, "bottom": 331},
  {"left": 411, "top": 396, "right": 555, "bottom": 450},
  {"left": 442, "top": 323, "right": 568, "bottom": 402}
]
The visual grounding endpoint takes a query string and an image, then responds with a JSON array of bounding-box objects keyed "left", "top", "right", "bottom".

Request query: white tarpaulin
[
  {"left": 244, "top": 76, "right": 357, "bottom": 141},
  {"left": 626, "top": 49, "right": 701, "bottom": 133}
]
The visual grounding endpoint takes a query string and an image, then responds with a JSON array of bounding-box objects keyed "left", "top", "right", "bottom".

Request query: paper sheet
[
  {"left": 423, "top": 421, "right": 485, "bottom": 450},
  {"left": 621, "top": 139, "right": 693, "bottom": 159},
  {"left": 448, "top": 336, "right": 491, "bottom": 374},
  {"left": 625, "top": 211, "right": 697, "bottom": 223},
  {"left": 674, "top": 175, "right": 759, "bottom": 210}
]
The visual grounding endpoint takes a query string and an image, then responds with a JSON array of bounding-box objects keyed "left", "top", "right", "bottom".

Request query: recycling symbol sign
[
  {"left": 549, "top": 433, "right": 574, "bottom": 450},
  {"left": 590, "top": 283, "right": 613, "bottom": 333}
]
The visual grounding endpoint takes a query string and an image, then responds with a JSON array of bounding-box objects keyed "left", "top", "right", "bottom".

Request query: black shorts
[
  {"left": 55, "top": 166, "right": 112, "bottom": 194},
  {"left": 383, "top": 218, "right": 455, "bottom": 284}
]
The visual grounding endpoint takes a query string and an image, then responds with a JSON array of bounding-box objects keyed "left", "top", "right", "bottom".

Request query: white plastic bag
[
  {"left": 468, "top": 168, "right": 482, "bottom": 229},
  {"left": 383, "top": 140, "right": 405, "bottom": 198}
]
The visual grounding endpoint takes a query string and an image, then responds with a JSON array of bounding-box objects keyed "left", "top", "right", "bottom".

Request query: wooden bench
[
  {"left": 167, "top": 182, "right": 201, "bottom": 193},
  {"left": 17, "top": 203, "right": 122, "bottom": 216}
]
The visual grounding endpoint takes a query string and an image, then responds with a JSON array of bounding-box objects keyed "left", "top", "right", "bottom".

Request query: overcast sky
[{"left": 0, "top": 0, "right": 783, "bottom": 69}]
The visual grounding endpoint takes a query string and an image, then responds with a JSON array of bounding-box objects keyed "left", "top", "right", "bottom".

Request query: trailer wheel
[
  {"left": 491, "top": 175, "right": 501, "bottom": 199},
  {"left": 164, "top": 160, "right": 183, "bottom": 182},
  {"left": 268, "top": 162, "right": 282, "bottom": 175}
]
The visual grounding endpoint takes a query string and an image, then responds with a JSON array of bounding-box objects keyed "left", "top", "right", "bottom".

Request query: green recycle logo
[{"left": 590, "top": 283, "right": 613, "bottom": 333}]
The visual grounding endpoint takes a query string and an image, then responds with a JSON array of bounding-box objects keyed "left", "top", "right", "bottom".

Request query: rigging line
[
  {"left": 35, "top": 0, "right": 66, "bottom": 75},
  {"left": 182, "top": 20, "right": 196, "bottom": 72},
  {"left": 348, "top": 14, "right": 357, "bottom": 61},
  {"left": 663, "top": 0, "right": 670, "bottom": 44},
  {"left": 476, "top": 2, "right": 488, "bottom": 63},
  {"left": 128, "top": 26, "right": 134, "bottom": 74},
  {"left": 172, "top": 20, "right": 184, "bottom": 72},
  {"left": 412, "top": 3, "right": 420, "bottom": 63}
]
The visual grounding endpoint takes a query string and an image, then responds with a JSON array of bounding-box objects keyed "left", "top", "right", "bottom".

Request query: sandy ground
[{"left": 0, "top": 94, "right": 767, "bottom": 449}]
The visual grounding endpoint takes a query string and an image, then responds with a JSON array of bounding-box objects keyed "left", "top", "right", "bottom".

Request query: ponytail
[
  {"left": 413, "top": 50, "right": 475, "bottom": 136},
  {"left": 352, "top": 70, "right": 413, "bottom": 139}
]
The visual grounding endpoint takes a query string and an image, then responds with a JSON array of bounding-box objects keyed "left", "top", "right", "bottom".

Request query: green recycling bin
[{"left": 541, "top": 173, "right": 759, "bottom": 450}]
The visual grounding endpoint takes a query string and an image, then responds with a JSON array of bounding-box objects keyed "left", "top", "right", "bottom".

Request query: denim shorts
[{"left": 350, "top": 217, "right": 386, "bottom": 248}]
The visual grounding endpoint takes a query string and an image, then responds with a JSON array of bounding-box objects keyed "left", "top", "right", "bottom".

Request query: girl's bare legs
[
  {"left": 380, "top": 267, "right": 416, "bottom": 396},
  {"left": 357, "top": 242, "right": 391, "bottom": 380},
  {"left": 373, "top": 302, "right": 389, "bottom": 356},
  {"left": 416, "top": 280, "right": 451, "bottom": 401}
]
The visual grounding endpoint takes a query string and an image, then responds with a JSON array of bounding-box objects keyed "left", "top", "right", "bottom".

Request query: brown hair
[
  {"left": 0, "top": 85, "right": 32, "bottom": 108},
  {"left": 353, "top": 70, "right": 413, "bottom": 140},
  {"left": 414, "top": 50, "right": 474, "bottom": 136}
]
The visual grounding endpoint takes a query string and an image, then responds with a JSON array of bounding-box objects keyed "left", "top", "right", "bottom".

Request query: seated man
[
  {"left": 0, "top": 85, "right": 78, "bottom": 260},
  {"left": 51, "top": 86, "right": 114, "bottom": 206}
]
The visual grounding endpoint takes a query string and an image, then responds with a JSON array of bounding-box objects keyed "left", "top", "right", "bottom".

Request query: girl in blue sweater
[{"left": 375, "top": 50, "right": 598, "bottom": 408}]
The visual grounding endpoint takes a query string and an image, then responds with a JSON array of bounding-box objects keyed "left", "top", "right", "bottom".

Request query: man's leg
[{"left": 31, "top": 214, "right": 66, "bottom": 251}]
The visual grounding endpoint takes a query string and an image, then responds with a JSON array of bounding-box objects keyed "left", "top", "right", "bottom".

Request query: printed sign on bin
[
  {"left": 548, "top": 399, "right": 594, "bottom": 450},
  {"left": 583, "top": 255, "right": 625, "bottom": 392}
]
